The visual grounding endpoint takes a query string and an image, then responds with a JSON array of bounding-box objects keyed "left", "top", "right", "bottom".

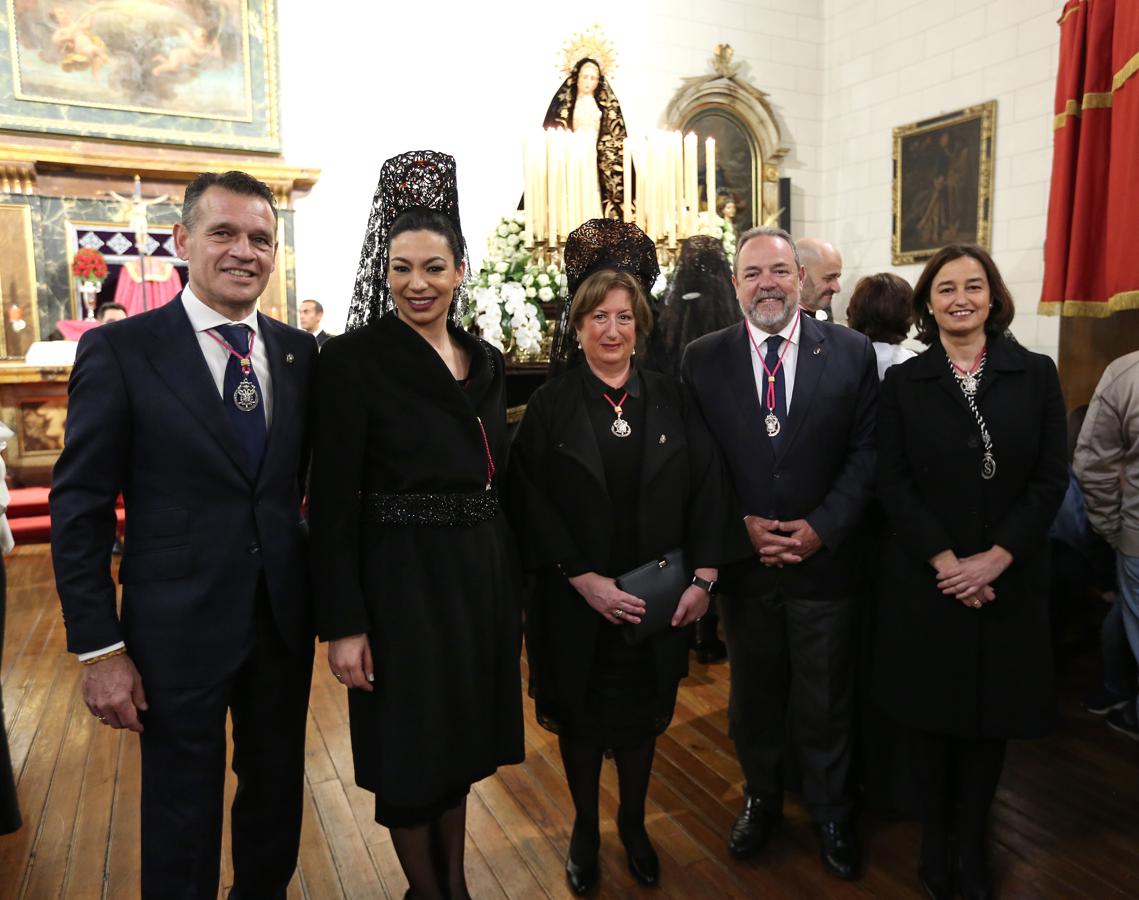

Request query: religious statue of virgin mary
[{"left": 542, "top": 29, "right": 627, "bottom": 220}]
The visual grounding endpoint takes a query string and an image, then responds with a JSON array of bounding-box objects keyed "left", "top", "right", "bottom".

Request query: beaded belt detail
[{"left": 363, "top": 489, "right": 499, "bottom": 527}]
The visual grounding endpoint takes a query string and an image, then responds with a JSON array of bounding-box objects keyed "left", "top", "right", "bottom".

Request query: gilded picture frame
[
  {"left": 892, "top": 101, "right": 995, "bottom": 265},
  {"left": 0, "top": 0, "right": 280, "bottom": 152}
]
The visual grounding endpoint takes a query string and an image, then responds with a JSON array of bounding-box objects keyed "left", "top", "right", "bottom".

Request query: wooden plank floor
[{"left": 3, "top": 543, "right": 1138, "bottom": 898}]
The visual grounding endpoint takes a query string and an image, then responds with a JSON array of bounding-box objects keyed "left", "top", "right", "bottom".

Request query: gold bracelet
[{"left": 82, "top": 647, "right": 127, "bottom": 666}]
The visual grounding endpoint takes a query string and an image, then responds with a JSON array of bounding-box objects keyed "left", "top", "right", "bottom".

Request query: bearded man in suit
[{"left": 682, "top": 226, "right": 877, "bottom": 881}]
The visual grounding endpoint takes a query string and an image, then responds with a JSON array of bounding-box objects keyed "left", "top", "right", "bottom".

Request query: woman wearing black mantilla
[
  {"left": 510, "top": 219, "right": 726, "bottom": 894},
  {"left": 309, "top": 151, "right": 524, "bottom": 900}
]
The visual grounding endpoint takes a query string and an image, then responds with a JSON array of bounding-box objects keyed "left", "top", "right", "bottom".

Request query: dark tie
[
  {"left": 764, "top": 334, "right": 787, "bottom": 453},
  {"left": 215, "top": 323, "right": 267, "bottom": 473}
]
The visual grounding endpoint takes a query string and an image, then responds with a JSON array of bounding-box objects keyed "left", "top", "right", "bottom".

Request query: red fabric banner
[{"left": 1041, "top": 0, "right": 1139, "bottom": 316}]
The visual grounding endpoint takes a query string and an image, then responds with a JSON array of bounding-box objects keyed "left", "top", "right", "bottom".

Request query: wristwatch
[{"left": 691, "top": 574, "right": 718, "bottom": 595}]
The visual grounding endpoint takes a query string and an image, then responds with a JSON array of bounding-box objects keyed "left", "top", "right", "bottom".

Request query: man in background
[
  {"left": 298, "top": 298, "right": 330, "bottom": 347},
  {"left": 1075, "top": 350, "right": 1139, "bottom": 741},
  {"left": 796, "top": 237, "right": 843, "bottom": 322},
  {"left": 96, "top": 302, "right": 128, "bottom": 324}
]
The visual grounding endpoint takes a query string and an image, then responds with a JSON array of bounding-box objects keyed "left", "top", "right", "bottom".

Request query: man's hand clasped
[{"left": 745, "top": 515, "right": 823, "bottom": 567}]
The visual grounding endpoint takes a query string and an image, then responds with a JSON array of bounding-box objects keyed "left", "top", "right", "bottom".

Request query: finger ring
[
  {"left": 614, "top": 609, "right": 624, "bottom": 619},
  {"left": 98, "top": 716, "right": 106, "bottom": 722},
  {"left": 334, "top": 673, "right": 343, "bottom": 681}
]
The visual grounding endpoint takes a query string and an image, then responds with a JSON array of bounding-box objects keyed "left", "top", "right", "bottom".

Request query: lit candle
[
  {"left": 684, "top": 132, "right": 698, "bottom": 236},
  {"left": 622, "top": 140, "right": 632, "bottom": 223},
  {"left": 546, "top": 129, "right": 557, "bottom": 248},
  {"left": 706, "top": 137, "right": 716, "bottom": 215}
]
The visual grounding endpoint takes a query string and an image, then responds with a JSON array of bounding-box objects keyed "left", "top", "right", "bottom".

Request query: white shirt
[
  {"left": 745, "top": 312, "right": 801, "bottom": 414},
  {"left": 181, "top": 285, "right": 274, "bottom": 429},
  {"left": 77, "top": 288, "right": 274, "bottom": 663},
  {"left": 872, "top": 341, "right": 917, "bottom": 382}
]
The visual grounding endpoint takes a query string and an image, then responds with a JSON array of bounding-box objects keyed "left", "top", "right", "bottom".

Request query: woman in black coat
[
  {"left": 874, "top": 244, "right": 1067, "bottom": 900},
  {"left": 510, "top": 220, "right": 724, "bottom": 894},
  {"left": 309, "top": 152, "right": 523, "bottom": 900}
]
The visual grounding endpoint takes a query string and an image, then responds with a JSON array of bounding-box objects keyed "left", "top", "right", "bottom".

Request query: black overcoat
[
  {"left": 873, "top": 335, "right": 1067, "bottom": 739},
  {"left": 508, "top": 365, "right": 726, "bottom": 733},
  {"left": 309, "top": 314, "right": 524, "bottom": 811}
]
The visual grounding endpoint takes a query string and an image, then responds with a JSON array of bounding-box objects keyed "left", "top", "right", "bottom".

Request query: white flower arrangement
[
  {"left": 465, "top": 212, "right": 554, "bottom": 356},
  {"left": 694, "top": 211, "right": 736, "bottom": 266}
]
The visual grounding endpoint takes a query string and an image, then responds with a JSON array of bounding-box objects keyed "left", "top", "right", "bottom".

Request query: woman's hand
[
  {"left": 937, "top": 546, "right": 1013, "bottom": 599},
  {"left": 672, "top": 584, "right": 710, "bottom": 627},
  {"left": 568, "top": 572, "right": 646, "bottom": 625},
  {"left": 957, "top": 584, "right": 997, "bottom": 609},
  {"left": 328, "top": 634, "right": 374, "bottom": 691}
]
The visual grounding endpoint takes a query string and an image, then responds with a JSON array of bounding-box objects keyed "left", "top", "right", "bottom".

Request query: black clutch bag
[{"left": 615, "top": 549, "right": 691, "bottom": 645}]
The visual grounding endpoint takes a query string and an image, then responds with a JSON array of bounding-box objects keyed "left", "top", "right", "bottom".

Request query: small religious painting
[
  {"left": 892, "top": 101, "right": 996, "bottom": 265},
  {"left": 0, "top": 0, "right": 279, "bottom": 151},
  {"left": 19, "top": 398, "right": 67, "bottom": 453}
]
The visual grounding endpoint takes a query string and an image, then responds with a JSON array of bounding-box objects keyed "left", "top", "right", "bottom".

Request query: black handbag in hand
[{"left": 615, "top": 548, "right": 691, "bottom": 645}]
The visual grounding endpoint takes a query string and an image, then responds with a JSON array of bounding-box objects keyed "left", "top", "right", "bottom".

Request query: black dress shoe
[
  {"left": 618, "top": 823, "right": 660, "bottom": 886},
  {"left": 918, "top": 865, "right": 953, "bottom": 900},
  {"left": 817, "top": 820, "right": 860, "bottom": 880},
  {"left": 956, "top": 845, "right": 993, "bottom": 900},
  {"left": 565, "top": 851, "right": 599, "bottom": 895},
  {"left": 729, "top": 794, "right": 779, "bottom": 859}
]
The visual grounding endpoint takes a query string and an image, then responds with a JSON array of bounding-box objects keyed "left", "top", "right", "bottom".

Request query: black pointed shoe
[
  {"left": 618, "top": 823, "right": 660, "bottom": 886},
  {"left": 729, "top": 794, "right": 780, "bottom": 859},
  {"left": 565, "top": 850, "right": 599, "bottom": 895},
  {"left": 817, "top": 820, "right": 860, "bottom": 880}
]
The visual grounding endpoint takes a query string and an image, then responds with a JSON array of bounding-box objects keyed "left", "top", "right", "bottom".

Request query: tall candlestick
[
  {"left": 622, "top": 140, "right": 632, "bottom": 223},
  {"left": 706, "top": 137, "right": 716, "bottom": 215},
  {"left": 684, "top": 132, "right": 698, "bottom": 236},
  {"left": 546, "top": 130, "right": 557, "bottom": 248}
]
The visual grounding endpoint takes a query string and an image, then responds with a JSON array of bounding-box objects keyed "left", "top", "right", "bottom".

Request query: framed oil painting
[
  {"left": 0, "top": 0, "right": 279, "bottom": 152},
  {"left": 892, "top": 101, "right": 995, "bottom": 265}
]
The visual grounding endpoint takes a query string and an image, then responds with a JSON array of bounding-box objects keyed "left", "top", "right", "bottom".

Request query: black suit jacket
[
  {"left": 682, "top": 312, "right": 879, "bottom": 595},
  {"left": 50, "top": 294, "right": 317, "bottom": 688}
]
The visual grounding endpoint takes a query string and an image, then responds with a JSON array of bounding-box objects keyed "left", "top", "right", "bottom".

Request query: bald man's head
[{"left": 796, "top": 237, "right": 843, "bottom": 313}]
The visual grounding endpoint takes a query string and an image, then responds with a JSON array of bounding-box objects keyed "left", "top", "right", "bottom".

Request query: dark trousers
[
  {"left": 719, "top": 586, "right": 857, "bottom": 822},
  {"left": 908, "top": 729, "right": 1006, "bottom": 851},
  {"left": 138, "top": 588, "right": 313, "bottom": 900}
]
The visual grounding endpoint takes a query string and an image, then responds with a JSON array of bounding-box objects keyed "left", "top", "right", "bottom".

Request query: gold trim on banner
[
  {"left": 1114, "top": 52, "right": 1139, "bottom": 92},
  {"left": 1054, "top": 53, "right": 1139, "bottom": 130},
  {"left": 1039, "top": 290, "right": 1139, "bottom": 317},
  {"left": 1058, "top": 0, "right": 1084, "bottom": 26}
]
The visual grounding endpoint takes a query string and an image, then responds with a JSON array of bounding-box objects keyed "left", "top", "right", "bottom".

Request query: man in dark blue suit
[
  {"left": 50, "top": 171, "right": 316, "bottom": 899},
  {"left": 682, "top": 227, "right": 878, "bottom": 881}
]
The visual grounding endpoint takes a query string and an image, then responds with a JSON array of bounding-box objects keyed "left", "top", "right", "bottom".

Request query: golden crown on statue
[{"left": 559, "top": 23, "right": 618, "bottom": 78}]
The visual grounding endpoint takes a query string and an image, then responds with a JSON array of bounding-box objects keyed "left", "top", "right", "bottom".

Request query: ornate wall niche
[{"left": 664, "top": 45, "right": 789, "bottom": 233}]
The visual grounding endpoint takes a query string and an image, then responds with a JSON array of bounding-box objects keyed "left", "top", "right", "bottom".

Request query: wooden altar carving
[{"left": 664, "top": 45, "right": 789, "bottom": 233}]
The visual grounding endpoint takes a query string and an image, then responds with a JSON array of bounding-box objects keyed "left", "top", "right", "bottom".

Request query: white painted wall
[
  {"left": 278, "top": 0, "right": 1059, "bottom": 357},
  {"left": 818, "top": 0, "right": 1061, "bottom": 357}
]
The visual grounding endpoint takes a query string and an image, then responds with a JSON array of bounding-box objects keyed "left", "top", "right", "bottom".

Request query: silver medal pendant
[
  {"left": 611, "top": 415, "right": 631, "bottom": 438},
  {"left": 960, "top": 373, "right": 978, "bottom": 396},
  {"left": 981, "top": 451, "right": 996, "bottom": 480},
  {"left": 233, "top": 377, "right": 259, "bottom": 413},
  {"left": 765, "top": 412, "right": 781, "bottom": 437}
]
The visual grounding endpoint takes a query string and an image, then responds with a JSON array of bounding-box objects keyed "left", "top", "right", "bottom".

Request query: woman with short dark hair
[
  {"left": 873, "top": 244, "right": 1067, "bottom": 899},
  {"left": 846, "top": 272, "right": 916, "bottom": 381}
]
